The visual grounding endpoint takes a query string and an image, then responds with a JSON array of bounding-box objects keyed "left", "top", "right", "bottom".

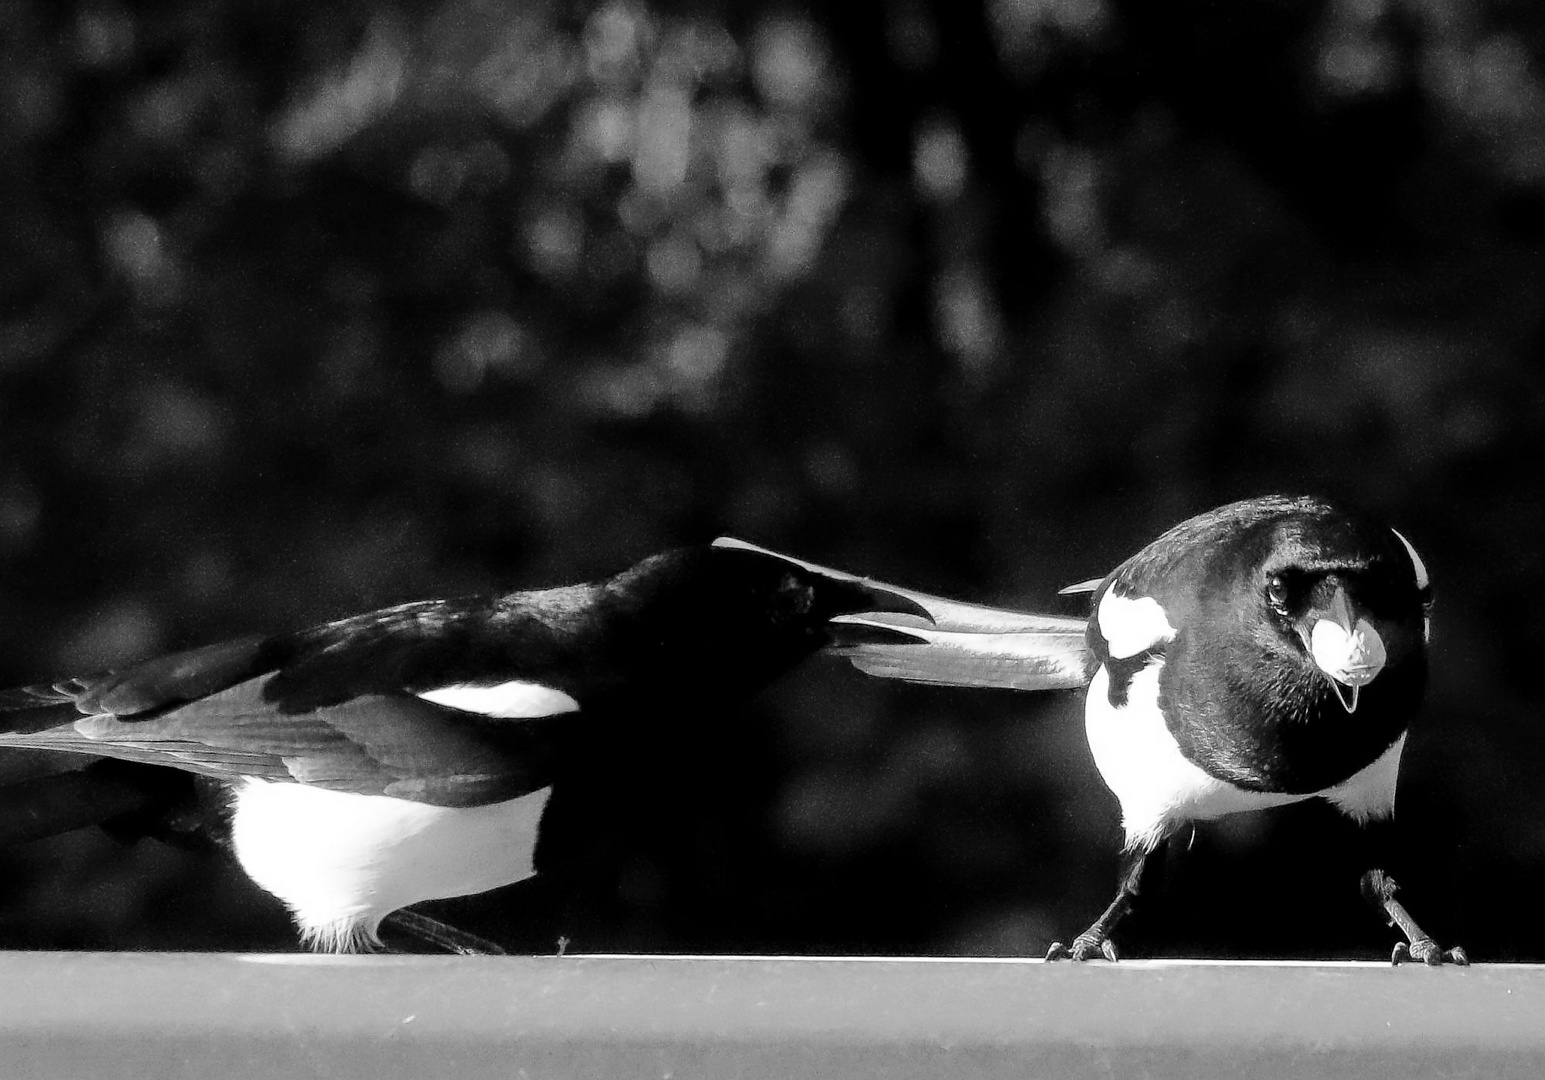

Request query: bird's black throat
[{"left": 1158, "top": 646, "right": 1425, "bottom": 794}]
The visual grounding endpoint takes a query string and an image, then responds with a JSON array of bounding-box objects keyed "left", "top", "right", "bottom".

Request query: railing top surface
[{"left": 2, "top": 953, "right": 1537, "bottom": 1079}]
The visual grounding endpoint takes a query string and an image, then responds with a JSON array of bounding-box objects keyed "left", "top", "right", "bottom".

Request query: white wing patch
[
  {"left": 230, "top": 780, "right": 552, "bottom": 953},
  {"left": 417, "top": 681, "right": 580, "bottom": 718},
  {"left": 1391, "top": 529, "right": 1429, "bottom": 591},
  {"left": 1096, "top": 590, "right": 1178, "bottom": 660}
]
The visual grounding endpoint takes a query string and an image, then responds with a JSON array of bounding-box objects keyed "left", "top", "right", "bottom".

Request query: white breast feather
[
  {"left": 417, "top": 681, "right": 580, "bottom": 717},
  {"left": 1084, "top": 665, "right": 1410, "bottom": 852},
  {"left": 230, "top": 780, "right": 552, "bottom": 953},
  {"left": 1321, "top": 734, "right": 1405, "bottom": 823},
  {"left": 1085, "top": 664, "right": 1307, "bottom": 851}
]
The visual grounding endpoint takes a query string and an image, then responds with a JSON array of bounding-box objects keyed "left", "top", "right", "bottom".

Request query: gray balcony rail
[{"left": 1, "top": 953, "right": 1538, "bottom": 1079}]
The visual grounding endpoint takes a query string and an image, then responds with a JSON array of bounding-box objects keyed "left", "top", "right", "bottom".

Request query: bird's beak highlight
[
  {"left": 821, "top": 579, "right": 936, "bottom": 625},
  {"left": 1295, "top": 582, "right": 1387, "bottom": 713}
]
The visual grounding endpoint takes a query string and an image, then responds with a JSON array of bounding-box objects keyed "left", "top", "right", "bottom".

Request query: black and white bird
[
  {"left": 751, "top": 495, "right": 1465, "bottom": 964},
  {"left": 0, "top": 545, "right": 927, "bottom": 954}
]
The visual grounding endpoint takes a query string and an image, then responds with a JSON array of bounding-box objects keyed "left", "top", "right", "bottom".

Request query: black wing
[{"left": 0, "top": 601, "right": 575, "bottom": 808}]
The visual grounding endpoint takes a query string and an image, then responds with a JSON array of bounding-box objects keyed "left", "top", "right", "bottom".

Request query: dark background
[{"left": 1, "top": 0, "right": 1541, "bottom": 960}]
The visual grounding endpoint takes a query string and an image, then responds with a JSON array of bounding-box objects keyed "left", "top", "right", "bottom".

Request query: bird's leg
[
  {"left": 1047, "top": 846, "right": 1152, "bottom": 962},
  {"left": 379, "top": 908, "right": 509, "bottom": 956},
  {"left": 1360, "top": 869, "right": 1468, "bottom": 966}
]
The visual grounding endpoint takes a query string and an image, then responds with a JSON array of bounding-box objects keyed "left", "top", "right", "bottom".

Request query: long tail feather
[
  {"left": 829, "top": 618, "right": 1091, "bottom": 690},
  {"left": 0, "top": 760, "right": 181, "bottom": 847},
  {"left": 0, "top": 684, "right": 96, "bottom": 736}
]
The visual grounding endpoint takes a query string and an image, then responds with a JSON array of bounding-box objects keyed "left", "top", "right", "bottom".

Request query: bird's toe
[
  {"left": 1392, "top": 938, "right": 1468, "bottom": 967},
  {"left": 1046, "top": 933, "right": 1118, "bottom": 962}
]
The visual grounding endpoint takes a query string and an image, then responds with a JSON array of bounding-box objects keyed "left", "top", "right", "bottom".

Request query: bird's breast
[
  {"left": 229, "top": 779, "right": 552, "bottom": 952},
  {"left": 1085, "top": 663, "right": 1310, "bottom": 852},
  {"left": 1158, "top": 644, "right": 1421, "bottom": 795}
]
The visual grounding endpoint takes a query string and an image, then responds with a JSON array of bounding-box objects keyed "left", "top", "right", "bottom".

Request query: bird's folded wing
[
  {"left": 0, "top": 678, "right": 563, "bottom": 807},
  {"left": 712, "top": 538, "right": 1094, "bottom": 691},
  {"left": 0, "top": 613, "right": 575, "bottom": 807},
  {"left": 0, "top": 635, "right": 282, "bottom": 733}
]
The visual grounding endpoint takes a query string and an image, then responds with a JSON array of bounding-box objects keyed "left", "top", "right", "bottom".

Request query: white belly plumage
[
  {"left": 1085, "top": 663, "right": 1404, "bottom": 853},
  {"left": 230, "top": 779, "right": 552, "bottom": 953}
]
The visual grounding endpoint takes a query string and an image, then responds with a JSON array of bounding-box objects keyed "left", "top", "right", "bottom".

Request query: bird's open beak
[
  {"left": 819, "top": 579, "right": 936, "bottom": 625},
  {"left": 711, "top": 537, "right": 1093, "bottom": 691},
  {"left": 1294, "top": 580, "right": 1387, "bottom": 714}
]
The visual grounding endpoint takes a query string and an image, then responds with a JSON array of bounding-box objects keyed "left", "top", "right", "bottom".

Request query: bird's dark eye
[
  {"left": 1266, "top": 575, "right": 1290, "bottom": 614},
  {"left": 769, "top": 573, "right": 815, "bottom": 622}
]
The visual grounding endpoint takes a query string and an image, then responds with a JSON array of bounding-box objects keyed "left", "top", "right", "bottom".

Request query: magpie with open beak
[
  {"left": 736, "top": 495, "right": 1465, "bottom": 964},
  {"left": 0, "top": 545, "right": 927, "bottom": 954}
]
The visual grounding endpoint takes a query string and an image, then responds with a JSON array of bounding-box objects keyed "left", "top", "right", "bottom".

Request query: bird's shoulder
[
  {"left": 1089, "top": 496, "right": 1346, "bottom": 662},
  {"left": 266, "top": 587, "right": 606, "bottom": 712}
]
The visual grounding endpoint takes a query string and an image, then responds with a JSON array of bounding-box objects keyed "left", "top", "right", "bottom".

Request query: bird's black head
[
  {"left": 597, "top": 545, "right": 930, "bottom": 701},
  {"left": 1224, "top": 496, "right": 1432, "bottom": 714}
]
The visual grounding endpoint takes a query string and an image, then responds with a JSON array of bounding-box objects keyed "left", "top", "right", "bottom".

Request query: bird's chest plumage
[
  {"left": 1085, "top": 652, "right": 1416, "bottom": 852},
  {"left": 1155, "top": 634, "right": 1422, "bottom": 794},
  {"left": 229, "top": 778, "right": 553, "bottom": 953}
]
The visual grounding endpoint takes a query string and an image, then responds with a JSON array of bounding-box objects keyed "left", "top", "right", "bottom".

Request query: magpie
[
  {"left": 744, "top": 496, "right": 1466, "bottom": 964},
  {"left": 0, "top": 544, "right": 927, "bottom": 954}
]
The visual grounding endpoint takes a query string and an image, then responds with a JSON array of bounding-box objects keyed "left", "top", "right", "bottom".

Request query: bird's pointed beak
[
  {"left": 709, "top": 539, "right": 1093, "bottom": 692},
  {"left": 817, "top": 578, "right": 936, "bottom": 625},
  {"left": 1329, "top": 678, "right": 1359, "bottom": 714},
  {"left": 1294, "top": 580, "right": 1386, "bottom": 714}
]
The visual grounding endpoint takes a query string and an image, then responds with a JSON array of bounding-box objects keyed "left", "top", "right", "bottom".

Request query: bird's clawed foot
[
  {"left": 1046, "top": 932, "right": 1119, "bottom": 962},
  {"left": 1392, "top": 939, "right": 1468, "bottom": 967},
  {"left": 1360, "top": 869, "right": 1468, "bottom": 967},
  {"left": 1049, "top": 852, "right": 1145, "bottom": 961}
]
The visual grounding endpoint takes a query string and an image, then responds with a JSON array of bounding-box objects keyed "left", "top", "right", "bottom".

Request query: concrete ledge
[{"left": 1, "top": 953, "right": 1535, "bottom": 1079}]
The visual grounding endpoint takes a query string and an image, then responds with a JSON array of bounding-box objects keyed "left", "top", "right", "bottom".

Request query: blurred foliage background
[{"left": 1, "top": 0, "right": 1542, "bottom": 960}]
